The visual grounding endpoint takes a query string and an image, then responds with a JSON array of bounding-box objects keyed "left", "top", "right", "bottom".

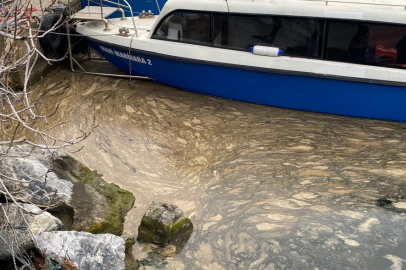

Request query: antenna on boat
[
  {"left": 225, "top": 0, "right": 230, "bottom": 13},
  {"left": 155, "top": 0, "right": 161, "bottom": 13}
]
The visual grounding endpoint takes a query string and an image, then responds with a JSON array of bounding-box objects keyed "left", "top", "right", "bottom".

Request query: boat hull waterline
[{"left": 88, "top": 39, "right": 406, "bottom": 122}]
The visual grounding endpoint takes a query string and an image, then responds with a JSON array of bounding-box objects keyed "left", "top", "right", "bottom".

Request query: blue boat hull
[{"left": 88, "top": 39, "right": 406, "bottom": 122}]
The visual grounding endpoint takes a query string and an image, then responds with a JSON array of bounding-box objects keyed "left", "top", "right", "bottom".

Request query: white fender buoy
[{"left": 250, "top": 46, "right": 284, "bottom": 57}]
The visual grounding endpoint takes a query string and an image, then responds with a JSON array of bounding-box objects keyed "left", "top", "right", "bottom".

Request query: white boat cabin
[{"left": 150, "top": 0, "right": 406, "bottom": 71}]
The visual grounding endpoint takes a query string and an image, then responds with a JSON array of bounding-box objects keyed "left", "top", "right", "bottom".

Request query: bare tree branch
[{"left": 0, "top": 0, "right": 97, "bottom": 268}]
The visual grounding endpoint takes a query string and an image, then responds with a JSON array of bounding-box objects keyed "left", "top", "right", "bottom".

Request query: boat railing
[
  {"left": 65, "top": 0, "right": 149, "bottom": 80},
  {"left": 68, "top": 0, "right": 137, "bottom": 34}
]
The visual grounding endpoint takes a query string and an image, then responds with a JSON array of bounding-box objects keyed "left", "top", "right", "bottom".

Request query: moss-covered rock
[
  {"left": 138, "top": 202, "right": 193, "bottom": 251},
  {"left": 125, "top": 260, "right": 140, "bottom": 270},
  {"left": 124, "top": 237, "right": 140, "bottom": 270},
  {"left": 51, "top": 154, "right": 135, "bottom": 235},
  {"left": 0, "top": 145, "right": 134, "bottom": 236}
]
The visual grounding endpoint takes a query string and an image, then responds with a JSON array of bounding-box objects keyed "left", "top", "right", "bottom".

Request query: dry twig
[{"left": 0, "top": 0, "right": 95, "bottom": 268}]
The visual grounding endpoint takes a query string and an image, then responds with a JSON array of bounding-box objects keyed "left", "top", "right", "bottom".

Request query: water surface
[{"left": 36, "top": 66, "right": 406, "bottom": 270}]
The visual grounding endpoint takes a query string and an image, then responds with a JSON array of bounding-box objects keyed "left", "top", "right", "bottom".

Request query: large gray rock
[
  {"left": 0, "top": 203, "right": 62, "bottom": 260},
  {"left": 35, "top": 231, "right": 125, "bottom": 270},
  {"left": 0, "top": 145, "right": 135, "bottom": 235},
  {"left": 137, "top": 202, "right": 193, "bottom": 250},
  {"left": 0, "top": 145, "right": 73, "bottom": 207}
]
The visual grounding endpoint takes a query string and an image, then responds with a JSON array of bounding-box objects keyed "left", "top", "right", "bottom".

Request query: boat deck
[
  {"left": 78, "top": 16, "right": 155, "bottom": 37},
  {"left": 72, "top": 6, "right": 119, "bottom": 20}
]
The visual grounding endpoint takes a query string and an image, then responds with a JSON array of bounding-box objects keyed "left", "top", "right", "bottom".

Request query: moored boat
[{"left": 74, "top": 0, "right": 406, "bottom": 122}]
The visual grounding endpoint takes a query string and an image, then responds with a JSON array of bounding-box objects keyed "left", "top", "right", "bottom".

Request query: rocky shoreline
[
  {"left": 0, "top": 145, "right": 193, "bottom": 270},
  {"left": 0, "top": 145, "right": 135, "bottom": 268}
]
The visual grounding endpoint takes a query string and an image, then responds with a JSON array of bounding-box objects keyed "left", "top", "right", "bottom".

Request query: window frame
[
  {"left": 323, "top": 18, "right": 406, "bottom": 69},
  {"left": 151, "top": 10, "right": 406, "bottom": 69},
  {"left": 216, "top": 13, "right": 325, "bottom": 58},
  {"left": 152, "top": 10, "right": 326, "bottom": 57},
  {"left": 151, "top": 10, "right": 215, "bottom": 47}
]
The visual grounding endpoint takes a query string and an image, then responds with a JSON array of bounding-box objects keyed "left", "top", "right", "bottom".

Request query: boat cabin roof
[{"left": 158, "top": 0, "right": 406, "bottom": 25}]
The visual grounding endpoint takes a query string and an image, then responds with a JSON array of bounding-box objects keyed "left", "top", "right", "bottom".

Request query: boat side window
[
  {"left": 325, "top": 20, "right": 406, "bottom": 68},
  {"left": 212, "top": 14, "right": 229, "bottom": 48},
  {"left": 152, "top": 11, "right": 211, "bottom": 45},
  {"left": 213, "top": 14, "right": 322, "bottom": 58}
]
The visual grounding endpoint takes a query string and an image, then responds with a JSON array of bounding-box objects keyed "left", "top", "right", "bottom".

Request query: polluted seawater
[{"left": 33, "top": 67, "right": 406, "bottom": 270}]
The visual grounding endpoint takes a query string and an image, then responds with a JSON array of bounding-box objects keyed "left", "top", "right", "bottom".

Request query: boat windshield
[{"left": 153, "top": 11, "right": 212, "bottom": 46}]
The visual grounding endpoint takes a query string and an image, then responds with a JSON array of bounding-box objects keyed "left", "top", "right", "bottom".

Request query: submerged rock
[
  {"left": 35, "top": 231, "right": 125, "bottom": 270},
  {"left": 0, "top": 203, "right": 62, "bottom": 260},
  {"left": 138, "top": 252, "right": 167, "bottom": 269},
  {"left": 0, "top": 145, "right": 135, "bottom": 235},
  {"left": 138, "top": 202, "right": 193, "bottom": 250},
  {"left": 376, "top": 198, "right": 406, "bottom": 213}
]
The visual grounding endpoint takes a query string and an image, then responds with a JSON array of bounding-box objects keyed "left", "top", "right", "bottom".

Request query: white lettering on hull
[{"left": 99, "top": 45, "right": 152, "bottom": 65}]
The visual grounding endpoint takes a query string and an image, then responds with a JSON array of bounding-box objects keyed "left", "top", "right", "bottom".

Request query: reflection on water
[{"left": 36, "top": 65, "right": 406, "bottom": 269}]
